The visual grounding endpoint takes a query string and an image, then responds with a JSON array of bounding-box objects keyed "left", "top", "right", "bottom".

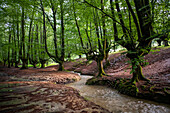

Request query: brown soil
[
  {"left": 0, "top": 67, "right": 110, "bottom": 112},
  {"left": 0, "top": 47, "right": 170, "bottom": 112},
  {"left": 0, "top": 67, "right": 80, "bottom": 84},
  {"left": 0, "top": 81, "right": 109, "bottom": 113},
  {"left": 66, "top": 47, "right": 170, "bottom": 104}
]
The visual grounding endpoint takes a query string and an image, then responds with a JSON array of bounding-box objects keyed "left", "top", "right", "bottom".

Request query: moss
[
  {"left": 115, "top": 80, "right": 139, "bottom": 96},
  {"left": 86, "top": 78, "right": 97, "bottom": 85},
  {"left": 86, "top": 60, "right": 93, "bottom": 66},
  {"left": 163, "top": 88, "right": 170, "bottom": 95},
  {"left": 141, "top": 85, "right": 146, "bottom": 90},
  {"left": 86, "top": 77, "right": 139, "bottom": 97},
  {"left": 98, "top": 80, "right": 106, "bottom": 85},
  {"left": 86, "top": 77, "right": 110, "bottom": 86},
  {"left": 72, "top": 78, "right": 77, "bottom": 82},
  {"left": 114, "top": 80, "right": 118, "bottom": 88},
  {"left": 149, "top": 85, "right": 155, "bottom": 93},
  {"left": 84, "top": 96, "right": 91, "bottom": 101}
]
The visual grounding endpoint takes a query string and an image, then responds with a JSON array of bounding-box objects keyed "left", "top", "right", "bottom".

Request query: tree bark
[
  {"left": 157, "top": 40, "right": 162, "bottom": 46},
  {"left": 41, "top": 62, "right": 45, "bottom": 68},
  {"left": 73, "top": 0, "right": 85, "bottom": 49},
  {"left": 60, "top": 0, "right": 65, "bottom": 71},
  {"left": 163, "top": 40, "right": 169, "bottom": 46},
  {"left": 8, "top": 28, "right": 11, "bottom": 68},
  {"left": 3, "top": 60, "right": 7, "bottom": 67},
  {"left": 21, "top": 6, "right": 27, "bottom": 69},
  {"left": 131, "top": 63, "right": 149, "bottom": 83},
  {"left": 16, "top": 12, "right": 20, "bottom": 67},
  {"left": 96, "top": 58, "right": 106, "bottom": 77},
  {"left": 58, "top": 62, "right": 64, "bottom": 71}
]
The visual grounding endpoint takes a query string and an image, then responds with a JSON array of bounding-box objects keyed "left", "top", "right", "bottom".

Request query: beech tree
[
  {"left": 84, "top": 0, "right": 169, "bottom": 82},
  {"left": 40, "top": 0, "right": 65, "bottom": 71},
  {"left": 0, "top": 0, "right": 168, "bottom": 77},
  {"left": 73, "top": 0, "right": 112, "bottom": 77}
]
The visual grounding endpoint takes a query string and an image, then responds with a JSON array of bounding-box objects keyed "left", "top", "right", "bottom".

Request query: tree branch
[
  {"left": 83, "top": 0, "right": 130, "bottom": 32},
  {"left": 126, "top": 0, "right": 141, "bottom": 39}
]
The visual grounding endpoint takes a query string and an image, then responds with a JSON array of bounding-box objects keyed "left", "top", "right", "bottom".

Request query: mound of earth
[{"left": 0, "top": 67, "right": 80, "bottom": 84}]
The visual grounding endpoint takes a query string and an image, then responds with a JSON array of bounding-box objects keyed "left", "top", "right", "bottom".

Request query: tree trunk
[
  {"left": 157, "top": 40, "right": 162, "bottom": 46},
  {"left": 21, "top": 59, "right": 27, "bottom": 69},
  {"left": 96, "top": 59, "right": 106, "bottom": 77},
  {"left": 104, "top": 57, "right": 110, "bottom": 69},
  {"left": 110, "top": 0, "right": 119, "bottom": 42},
  {"left": 21, "top": 6, "right": 27, "bottom": 69},
  {"left": 41, "top": 62, "right": 45, "bottom": 68},
  {"left": 60, "top": 0, "right": 65, "bottom": 69},
  {"left": 16, "top": 13, "right": 20, "bottom": 67},
  {"left": 73, "top": 0, "right": 84, "bottom": 49},
  {"left": 11, "top": 36, "right": 14, "bottom": 67},
  {"left": 163, "top": 40, "right": 169, "bottom": 46},
  {"left": 58, "top": 62, "right": 64, "bottom": 71},
  {"left": 4, "top": 60, "right": 7, "bottom": 67},
  {"left": 15, "top": 61, "right": 19, "bottom": 68},
  {"left": 79, "top": 55, "right": 82, "bottom": 58},
  {"left": 131, "top": 63, "right": 149, "bottom": 83},
  {"left": 8, "top": 29, "right": 11, "bottom": 68},
  {"left": 33, "top": 63, "right": 36, "bottom": 68}
]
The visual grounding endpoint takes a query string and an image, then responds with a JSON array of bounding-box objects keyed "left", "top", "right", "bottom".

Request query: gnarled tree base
[{"left": 131, "top": 64, "right": 150, "bottom": 83}]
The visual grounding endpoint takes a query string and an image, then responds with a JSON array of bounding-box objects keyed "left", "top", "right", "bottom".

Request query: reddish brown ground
[
  {"left": 0, "top": 67, "right": 80, "bottom": 84},
  {"left": 64, "top": 47, "right": 170, "bottom": 104},
  {"left": 0, "top": 67, "right": 110, "bottom": 112},
  {"left": 64, "top": 47, "right": 170, "bottom": 81},
  {"left": 0, "top": 47, "right": 170, "bottom": 112}
]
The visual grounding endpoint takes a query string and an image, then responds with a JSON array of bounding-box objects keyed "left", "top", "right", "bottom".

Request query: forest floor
[
  {"left": 64, "top": 46, "right": 170, "bottom": 104},
  {"left": 0, "top": 46, "right": 170, "bottom": 112},
  {"left": 0, "top": 68, "right": 109, "bottom": 112}
]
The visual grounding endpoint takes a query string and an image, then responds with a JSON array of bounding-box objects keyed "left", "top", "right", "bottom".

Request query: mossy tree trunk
[
  {"left": 96, "top": 58, "right": 106, "bottom": 77},
  {"left": 41, "top": 62, "right": 45, "bottom": 68},
  {"left": 131, "top": 62, "right": 149, "bottom": 83},
  {"left": 40, "top": 0, "right": 65, "bottom": 71},
  {"left": 58, "top": 62, "right": 64, "bottom": 71},
  {"left": 163, "top": 40, "right": 169, "bottom": 46},
  {"left": 15, "top": 13, "right": 20, "bottom": 68},
  {"left": 8, "top": 28, "right": 11, "bottom": 68},
  {"left": 20, "top": 6, "right": 28, "bottom": 69},
  {"left": 157, "top": 40, "right": 162, "bottom": 46}
]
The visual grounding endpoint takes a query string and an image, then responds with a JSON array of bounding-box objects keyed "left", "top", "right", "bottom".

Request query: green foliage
[
  {"left": 128, "top": 56, "right": 149, "bottom": 74},
  {"left": 0, "top": 0, "right": 168, "bottom": 83}
]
